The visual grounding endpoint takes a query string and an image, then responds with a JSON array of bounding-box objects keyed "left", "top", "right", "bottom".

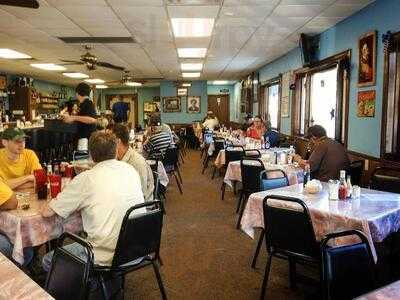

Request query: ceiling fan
[
  {"left": 60, "top": 45, "right": 125, "bottom": 71},
  {"left": 106, "top": 70, "right": 164, "bottom": 86},
  {"left": 0, "top": 0, "right": 39, "bottom": 8}
]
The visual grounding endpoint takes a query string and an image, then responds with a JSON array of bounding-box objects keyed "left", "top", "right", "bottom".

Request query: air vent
[
  {"left": 58, "top": 37, "right": 136, "bottom": 44},
  {"left": 167, "top": 0, "right": 222, "bottom": 5}
]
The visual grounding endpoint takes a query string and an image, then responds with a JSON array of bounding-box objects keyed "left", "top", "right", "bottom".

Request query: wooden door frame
[
  {"left": 106, "top": 93, "right": 139, "bottom": 127},
  {"left": 207, "top": 94, "right": 230, "bottom": 123}
]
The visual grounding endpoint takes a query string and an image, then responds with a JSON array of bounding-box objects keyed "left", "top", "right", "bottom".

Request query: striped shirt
[{"left": 143, "top": 131, "right": 173, "bottom": 156}]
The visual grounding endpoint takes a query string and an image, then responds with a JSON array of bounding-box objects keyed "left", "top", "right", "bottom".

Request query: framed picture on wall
[
  {"left": 357, "top": 90, "right": 375, "bottom": 117},
  {"left": 358, "top": 31, "right": 376, "bottom": 87},
  {"left": 187, "top": 96, "right": 201, "bottom": 114},
  {"left": 163, "top": 96, "right": 181, "bottom": 112}
]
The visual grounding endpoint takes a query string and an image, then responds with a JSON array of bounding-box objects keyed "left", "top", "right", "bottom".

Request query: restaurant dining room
[{"left": 1, "top": 0, "right": 400, "bottom": 299}]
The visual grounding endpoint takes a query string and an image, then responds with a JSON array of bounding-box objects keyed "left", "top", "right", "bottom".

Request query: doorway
[
  {"left": 106, "top": 94, "right": 139, "bottom": 128},
  {"left": 208, "top": 94, "right": 230, "bottom": 125}
]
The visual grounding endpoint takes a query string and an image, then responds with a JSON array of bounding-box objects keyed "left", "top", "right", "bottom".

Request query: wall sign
[{"left": 357, "top": 90, "right": 375, "bottom": 117}]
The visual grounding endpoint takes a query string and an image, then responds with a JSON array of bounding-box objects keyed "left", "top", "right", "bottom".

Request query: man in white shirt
[
  {"left": 41, "top": 131, "right": 145, "bottom": 269},
  {"left": 202, "top": 111, "right": 219, "bottom": 130}
]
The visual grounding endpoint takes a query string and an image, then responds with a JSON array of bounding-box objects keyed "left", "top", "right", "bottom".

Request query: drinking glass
[
  {"left": 328, "top": 180, "right": 339, "bottom": 200},
  {"left": 49, "top": 174, "right": 62, "bottom": 199}
]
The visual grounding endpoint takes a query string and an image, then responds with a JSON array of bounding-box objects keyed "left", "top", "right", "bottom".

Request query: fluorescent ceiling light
[
  {"left": 182, "top": 72, "right": 201, "bottom": 78},
  {"left": 177, "top": 48, "right": 207, "bottom": 58},
  {"left": 213, "top": 80, "right": 229, "bottom": 85},
  {"left": 0, "top": 48, "right": 31, "bottom": 59},
  {"left": 125, "top": 82, "right": 142, "bottom": 87},
  {"left": 181, "top": 63, "right": 203, "bottom": 71},
  {"left": 85, "top": 78, "right": 105, "bottom": 84},
  {"left": 63, "top": 72, "right": 89, "bottom": 79},
  {"left": 171, "top": 18, "right": 214, "bottom": 38},
  {"left": 182, "top": 83, "right": 191, "bottom": 87},
  {"left": 31, "top": 63, "right": 66, "bottom": 71},
  {"left": 96, "top": 85, "right": 108, "bottom": 89}
]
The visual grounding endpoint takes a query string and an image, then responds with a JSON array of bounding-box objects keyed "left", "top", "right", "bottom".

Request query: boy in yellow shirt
[{"left": 0, "top": 128, "right": 42, "bottom": 189}]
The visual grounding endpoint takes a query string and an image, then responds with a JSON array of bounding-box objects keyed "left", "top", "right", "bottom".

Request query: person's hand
[
  {"left": 62, "top": 115, "right": 75, "bottom": 124},
  {"left": 292, "top": 154, "right": 302, "bottom": 163}
]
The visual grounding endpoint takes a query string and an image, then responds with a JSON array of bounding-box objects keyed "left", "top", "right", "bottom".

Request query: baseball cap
[{"left": 1, "top": 128, "right": 28, "bottom": 140}]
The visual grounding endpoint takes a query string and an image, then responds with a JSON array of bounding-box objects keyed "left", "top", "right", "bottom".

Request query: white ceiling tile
[
  {"left": 321, "top": 4, "right": 369, "bottom": 18},
  {"left": 220, "top": 5, "right": 275, "bottom": 18},
  {"left": 167, "top": 5, "right": 220, "bottom": 18},
  {"left": 224, "top": 0, "right": 280, "bottom": 5},
  {"left": 272, "top": 4, "right": 326, "bottom": 17},
  {"left": 107, "top": 0, "right": 163, "bottom": 6}
]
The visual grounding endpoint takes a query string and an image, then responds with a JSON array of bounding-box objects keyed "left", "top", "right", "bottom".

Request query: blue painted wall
[
  {"left": 256, "top": 0, "right": 400, "bottom": 158},
  {"left": 160, "top": 81, "right": 208, "bottom": 124}
]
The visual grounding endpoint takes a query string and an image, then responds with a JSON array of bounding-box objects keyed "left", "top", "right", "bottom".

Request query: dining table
[
  {"left": 0, "top": 191, "right": 82, "bottom": 265},
  {"left": 240, "top": 183, "right": 400, "bottom": 262},
  {"left": 0, "top": 252, "right": 54, "bottom": 299},
  {"left": 354, "top": 280, "right": 400, "bottom": 299}
]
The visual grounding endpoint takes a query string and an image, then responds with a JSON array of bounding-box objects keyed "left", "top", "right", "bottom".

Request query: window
[
  {"left": 267, "top": 84, "right": 280, "bottom": 129},
  {"left": 310, "top": 67, "right": 338, "bottom": 138},
  {"left": 292, "top": 51, "right": 350, "bottom": 144},
  {"left": 381, "top": 32, "right": 400, "bottom": 160},
  {"left": 260, "top": 78, "right": 281, "bottom": 130}
]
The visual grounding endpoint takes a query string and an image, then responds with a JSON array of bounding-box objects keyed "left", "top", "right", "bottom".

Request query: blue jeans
[
  {"left": 0, "top": 234, "right": 33, "bottom": 267},
  {"left": 42, "top": 242, "right": 88, "bottom": 272}
]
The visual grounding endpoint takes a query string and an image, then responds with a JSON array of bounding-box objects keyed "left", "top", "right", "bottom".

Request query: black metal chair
[
  {"left": 349, "top": 160, "right": 364, "bottom": 187},
  {"left": 260, "top": 195, "right": 320, "bottom": 299},
  {"left": 370, "top": 167, "right": 400, "bottom": 193},
  {"left": 236, "top": 158, "right": 265, "bottom": 229},
  {"left": 251, "top": 169, "right": 289, "bottom": 269},
  {"left": 220, "top": 146, "right": 244, "bottom": 200},
  {"left": 202, "top": 138, "right": 225, "bottom": 174},
  {"left": 93, "top": 201, "right": 167, "bottom": 300},
  {"left": 45, "top": 232, "right": 94, "bottom": 300},
  {"left": 321, "top": 230, "right": 375, "bottom": 300},
  {"left": 162, "top": 147, "right": 183, "bottom": 194}
]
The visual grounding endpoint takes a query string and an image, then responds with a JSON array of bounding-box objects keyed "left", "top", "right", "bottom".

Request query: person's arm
[
  {"left": 0, "top": 181, "right": 17, "bottom": 210},
  {"left": 5, "top": 175, "right": 34, "bottom": 190},
  {"left": 306, "top": 144, "right": 326, "bottom": 172},
  {"left": 41, "top": 173, "right": 89, "bottom": 219},
  {"left": 63, "top": 115, "right": 96, "bottom": 124},
  {"left": 40, "top": 200, "right": 56, "bottom": 217}
]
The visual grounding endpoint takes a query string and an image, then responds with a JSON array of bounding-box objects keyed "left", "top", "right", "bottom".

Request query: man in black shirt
[{"left": 62, "top": 82, "right": 97, "bottom": 141}]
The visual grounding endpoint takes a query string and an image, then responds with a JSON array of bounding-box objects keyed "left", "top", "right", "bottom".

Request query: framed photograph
[
  {"left": 357, "top": 90, "right": 375, "bottom": 117},
  {"left": 187, "top": 96, "right": 201, "bottom": 114},
  {"left": 163, "top": 96, "right": 181, "bottom": 113},
  {"left": 358, "top": 31, "right": 376, "bottom": 87}
]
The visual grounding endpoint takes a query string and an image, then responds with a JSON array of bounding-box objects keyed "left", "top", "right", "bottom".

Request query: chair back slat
[
  {"left": 225, "top": 146, "right": 244, "bottom": 166},
  {"left": 321, "top": 230, "right": 375, "bottom": 300},
  {"left": 112, "top": 201, "right": 163, "bottom": 267},
  {"left": 244, "top": 149, "right": 261, "bottom": 158},
  {"left": 263, "top": 195, "right": 319, "bottom": 259},
  {"left": 241, "top": 159, "right": 265, "bottom": 194}
]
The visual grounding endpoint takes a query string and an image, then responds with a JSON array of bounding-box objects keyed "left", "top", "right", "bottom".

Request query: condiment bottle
[
  {"left": 346, "top": 175, "right": 353, "bottom": 198},
  {"left": 338, "top": 170, "right": 347, "bottom": 200}
]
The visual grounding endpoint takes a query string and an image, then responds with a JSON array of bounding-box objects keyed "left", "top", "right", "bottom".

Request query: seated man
[
  {"left": 264, "top": 127, "right": 280, "bottom": 148},
  {"left": 109, "top": 124, "right": 155, "bottom": 202},
  {"left": 0, "top": 128, "right": 42, "bottom": 189},
  {"left": 202, "top": 111, "right": 219, "bottom": 131},
  {"left": 41, "top": 132, "right": 145, "bottom": 269},
  {"left": 0, "top": 178, "right": 33, "bottom": 266},
  {"left": 143, "top": 123, "right": 174, "bottom": 158},
  {"left": 294, "top": 125, "right": 350, "bottom": 182}
]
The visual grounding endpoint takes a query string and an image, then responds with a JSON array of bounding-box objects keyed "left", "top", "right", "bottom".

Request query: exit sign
[{"left": 220, "top": 89, "right": 229, "bottom": 94}]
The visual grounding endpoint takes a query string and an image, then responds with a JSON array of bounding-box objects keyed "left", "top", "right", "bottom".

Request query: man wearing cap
[
  {"left": 202, "top": 111, "right": 219, "bottom": 130},
  {"left": 62, "top": 82, "right": 97, "bottom": 145},
  {"left": 0, "top": 128, "right": 42, "bottom": 189}
]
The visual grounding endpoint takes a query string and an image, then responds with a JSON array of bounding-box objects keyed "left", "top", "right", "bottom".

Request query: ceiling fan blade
[
  {"left": 97, "top": 61, "right": 125, "bottom": 71},
  {"left": 105, "top": 80, "right": 121, "bottom": 84},
  {"left": 0, "top": 0, "right": 39, "bottom": 8},
  {"left": 134, "top": 77, "right": 164, "bottom": 81},
  {"left": 60, "top": 60, "right": 83, "bottom": 65}
]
